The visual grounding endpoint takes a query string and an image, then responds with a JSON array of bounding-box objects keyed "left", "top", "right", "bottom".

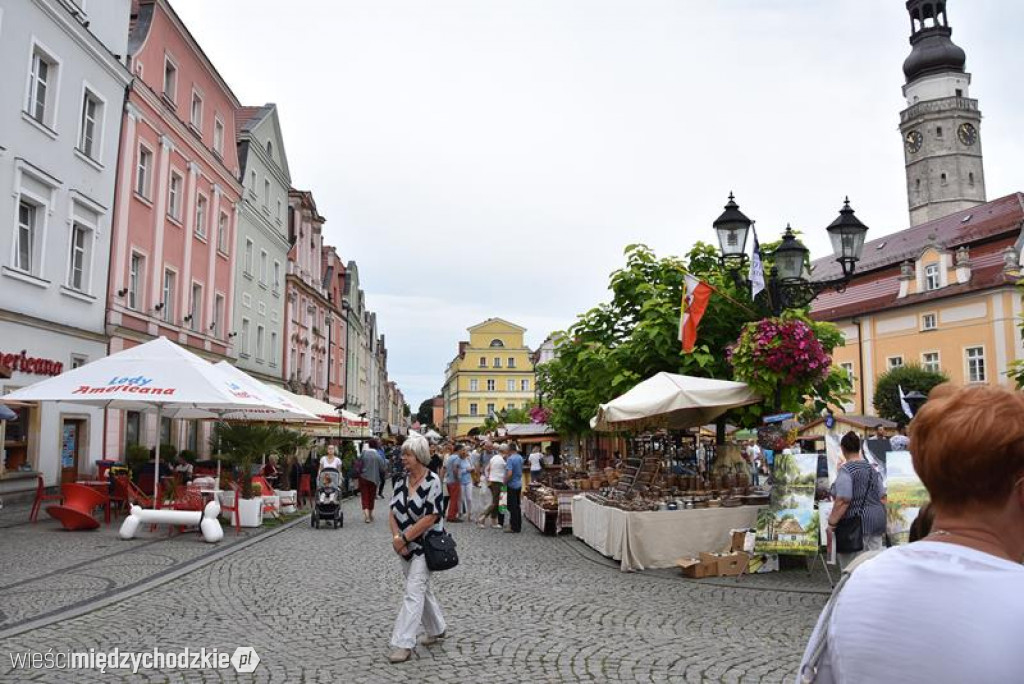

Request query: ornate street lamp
[
  {"left": 713, "top": 193, "right": 752, "bottom": 270},
  {"left": 713, "top": 195, "right": 869, "bottom": 314},
  {"left": 904, "top": 389, "right": 928, "bottom": 417}
]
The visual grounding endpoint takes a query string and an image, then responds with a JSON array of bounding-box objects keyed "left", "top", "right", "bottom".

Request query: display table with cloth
[
  {"left": 523, "top": 489, "right": 576, "bottom": 535},
  {"left": 571, "top": 496, "right": 760, "bottom": 571}
]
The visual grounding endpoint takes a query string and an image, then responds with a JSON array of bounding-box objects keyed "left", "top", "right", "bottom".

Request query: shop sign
[
  {"left": 0, "top": 350, "right": 63, "bottom": 377},
  {"left": 762, "top": 412, "right": 794, "bottom": 425}
]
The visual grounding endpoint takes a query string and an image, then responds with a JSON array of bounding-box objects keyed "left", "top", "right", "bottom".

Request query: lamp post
[
  {"left": 712, "top": 195, "right": 869, "bottom": 315},
  {"left": 904, "top": 390, "right": 928, "bottom": 417}
]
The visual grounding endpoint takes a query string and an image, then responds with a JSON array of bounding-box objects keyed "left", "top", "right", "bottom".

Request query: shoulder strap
[{"left": 799, "top": 548, "right": 885, "bottom": 682}]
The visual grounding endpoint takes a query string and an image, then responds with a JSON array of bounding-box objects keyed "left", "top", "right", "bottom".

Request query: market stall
[
  {"left": 572, "top": 495, "right": 759, "bottom": 571},
  {"left": 523, "top": 485, "right": 576, "bottom": 535},
  {"left": 571, "top": 372, "right": 766, "bottom": 571}
]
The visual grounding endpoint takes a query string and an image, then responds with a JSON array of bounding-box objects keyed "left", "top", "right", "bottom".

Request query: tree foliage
[
  {"left": 415, "top": 398, "right": 434, "bottom": 427},
  {"left": 872, "top": 363, "right": 949, "bottom": 423},
  {"left": 537, "top": 243, "right": 852, "bottom": 434}
]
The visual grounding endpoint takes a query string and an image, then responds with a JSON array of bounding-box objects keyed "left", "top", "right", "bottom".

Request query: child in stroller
[{"left": 311, "top": 468, "right": 344, "bottom": 529}]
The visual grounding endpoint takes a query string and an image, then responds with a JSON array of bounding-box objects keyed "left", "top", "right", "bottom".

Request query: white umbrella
[
  {"left": 212, "top": 362, "right": 318, "bottom": 422},
  {"left": 2, "top": 337, "right": 280, "bottom": 507},
  {"left": 592, "top": 372, "right": 761, "bottom": 432}
]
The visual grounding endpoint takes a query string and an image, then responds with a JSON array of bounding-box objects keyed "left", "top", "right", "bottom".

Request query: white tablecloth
[{"left": 571, "top": 497, "right": 760, "bottom": 572}]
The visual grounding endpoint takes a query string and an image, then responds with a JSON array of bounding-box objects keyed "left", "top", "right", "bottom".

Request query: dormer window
[
  {"left": 489, "top": 339, "right": 504, "bottom": 347},
  {"left": 925, "top": 263, "right": 940, "bottom": 291}
]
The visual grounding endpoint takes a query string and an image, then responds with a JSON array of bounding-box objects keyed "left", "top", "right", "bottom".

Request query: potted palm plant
[{"left": 212, "top": 422, "right": 288, "bottom": 527}]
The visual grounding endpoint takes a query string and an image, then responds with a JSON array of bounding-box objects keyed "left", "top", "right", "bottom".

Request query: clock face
[
  {"left": 905, "top": 130, "right": 923, "bottom": 154},
  {"left": 958, "top": 122, "right": 978, "bottom": 146}
]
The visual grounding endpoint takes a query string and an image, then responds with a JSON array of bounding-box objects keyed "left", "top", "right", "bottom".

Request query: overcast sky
[{"left": 173, "top": 0, "right": 1024, "bottom": 409}]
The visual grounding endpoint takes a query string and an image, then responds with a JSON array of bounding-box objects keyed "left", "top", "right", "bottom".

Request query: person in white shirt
[
  {"left": 797, "top": 384, "right": 1024, "bottom": 684},
  {"left": 319, "top": 444, "right": 342, "bottom": 472},
  {"left": 527, "top": 446, "right": 544, "bottom": 485},
  {"left": 477, "top": 444, "right": 508, "bottom": 529}
]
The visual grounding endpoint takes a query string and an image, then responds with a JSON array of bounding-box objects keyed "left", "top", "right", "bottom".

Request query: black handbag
[
  {"left": 422, "top": 529, "right": 459, "bottom": 571},
  {"left": 834, "top": 463, "right": 874, "bottom": 554}
]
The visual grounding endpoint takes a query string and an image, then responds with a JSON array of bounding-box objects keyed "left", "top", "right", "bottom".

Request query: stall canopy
[
  {"left": 504, "top": 423, "right": 560, "bottom": 444},
  {"left": 592, "top": 372, "right": 760, "bottom": 432}
]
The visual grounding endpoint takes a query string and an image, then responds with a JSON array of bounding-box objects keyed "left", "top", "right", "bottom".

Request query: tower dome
[{"left": 902, "top": 1, "right": 966, "bottom": 83}]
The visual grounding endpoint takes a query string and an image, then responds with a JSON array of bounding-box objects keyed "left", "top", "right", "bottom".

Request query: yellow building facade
[
  {"left": 441, "top": 318, "right": 537, "bottom": 437},
  {"left": 811, "top": 194, "right": 1024, "bottom": 417}
]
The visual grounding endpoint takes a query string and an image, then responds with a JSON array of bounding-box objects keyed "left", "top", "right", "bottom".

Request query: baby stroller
[{"left": 311, "top": 468, "right": 344, "bottom": 529}]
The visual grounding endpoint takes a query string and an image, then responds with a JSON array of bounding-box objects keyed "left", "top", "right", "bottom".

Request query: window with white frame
[
  {"left": 162, "top": 269, "right": 175, "bottom": 322},
  {"left": 78, "top": 90, "right": 102, "bottom": 159},
  {"left": 26, "top": 46, "right": 57, "bottom": 126},
  {"left": 272, "top": 260, "right": 280, "bottom": 291},
  {"left": 217, "top": 211, "right": 228, "bottom": 252},
  {"left": 921, "top": 313, "right": 937, "bottom": 331},
  {"left": 163, "top": 56, "right": 177, "bottom": 101},
  {"left": 507, "top": 357, "right": 516, "bottom": 368},
  {"left": 486, "top": 379, "right": 495, "bottom": 391},
  {"left": 190, "top": 91, "right": 202, "bottom": 129},
  {"left": 167, "top": 172, "right": 183, "bottom": 220},
  {"left": 270, "top": 331, "right": 278, "bottom": 366},
  {"left": 276, "top": 199, "right": 282, "bottom": 224},
  {"left": 486, "top": 403, "right": 496, "bottom": 416},
  {"left": 194, "top": 195, "right": 207, "bottom": 238},
  {"left": 493, "top": 357, "right": 501, "bottom": 368},
  {"left": 249, "top": 170, "right": 257, "bottom": 195},
  {"left": 70, "top": 354, "right": 88, "bottom": 369},
  {"left": 256, "top": 324, "right": 265, "bottom": 361},
  {"left": 128, "top": 252, "right": 144, "bottom": 310},
  {"left": 966, "top": 346, "right": 986, "bottom": 383},
  {"left": 922, "top": 351, "right": 940, "bottom": 374},
  {"left": 887, "top": 356, "right": 904, "bottom": 369},
  {"left": 521, "top": 379, "right": 530, "bottom": 392},
  {"left": 263, "top": 180, "right": 270, "bottom": 210},
  {"left": 244, "top": 239, "right": 253, "bottom": 275},
  {"left": 469, "top": 403, "right": 478, "bottom": 417},
  {"left": 67, "top": 223, "right": 90, "bottom": 291},
  {"left": 840, "top": 362, "right": 854, "bottom": 381},
  {"left": 213, "top": 293, "right": 224, "bottom": 337},
  {"left": 478, "top": 356, "right": 486, "bottom": 368},
  {"left": 259, "top": 250, "right": 267, "bottom": 285},
  {"left": 506, "top": 379, "right": 515, "bottom": 391},
  {"left": 14, "top": 200, "right": 38, "bottom": 274},
  {"left": 240, "top": 318, "right": 250, "bottom": 356},
  {"left": 136, "top": 146, "right": 153, "bottom": 198},
  {"left": 924, "top": 263, "right": 940, "bottom": 291},
  {"left": 213, "top": 117, "right": 224, "bottom": 155},
  {"left": 190, "top": 283, "right": 202, "bottom": 331}
]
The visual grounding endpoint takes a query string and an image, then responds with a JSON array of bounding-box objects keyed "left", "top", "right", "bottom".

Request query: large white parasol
[
  {"left": 212, "top": 362, "right": 318, "bottom": 423},
  {"left": 592, "top": 372, "right": 761, "bottom": 432},
  {"left": 2, "top": 337, "right": 281, "bottom": 506}
]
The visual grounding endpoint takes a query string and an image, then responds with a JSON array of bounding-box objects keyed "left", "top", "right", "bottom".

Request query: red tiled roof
[
  {"left": 812, "top": 245, "right": 1016, "bottom": 321},
  {"left": 812, "top": 192, "right": 1024, "bottom": 281},
  {"left": 234, "top": 105, "right": 267, "bottom": 139}
]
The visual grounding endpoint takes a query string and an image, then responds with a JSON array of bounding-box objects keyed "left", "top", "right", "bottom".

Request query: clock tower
[{"left": 899, "top": 0, "right": 986, "bottom": 227}]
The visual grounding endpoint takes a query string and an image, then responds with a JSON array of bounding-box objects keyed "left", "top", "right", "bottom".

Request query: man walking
[
  {"left": 504, "top": 444, "right": 524, "bottom": 533},
  {"left": 477, "top": 444, "right": 507, "bottom": 529}
]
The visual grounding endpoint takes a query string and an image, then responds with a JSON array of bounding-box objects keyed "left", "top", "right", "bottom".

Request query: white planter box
[{"left": 237, "top": 497, "right": 264, "bottom": 527}]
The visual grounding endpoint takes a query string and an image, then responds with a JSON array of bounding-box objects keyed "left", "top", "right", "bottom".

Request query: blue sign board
[{"left": 762, "top": 412, "right": 794, "bottom": 424}]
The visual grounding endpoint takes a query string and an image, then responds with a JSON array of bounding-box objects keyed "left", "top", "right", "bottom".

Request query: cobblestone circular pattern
[{"left": 0, "top": 488, "right": 828, "bottom": 683}]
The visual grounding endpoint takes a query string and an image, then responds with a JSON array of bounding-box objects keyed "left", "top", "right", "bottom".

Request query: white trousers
[
  {"left": 390, "top": 554, "right": 446, "bottom": 649},
  {"left": 460, "top": 483, "right": 473, "bottom": 517}
]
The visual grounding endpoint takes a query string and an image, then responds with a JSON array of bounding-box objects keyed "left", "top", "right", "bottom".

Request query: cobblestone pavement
[{"left": 0, "top": 485, "right": 829, "bottom": 683}]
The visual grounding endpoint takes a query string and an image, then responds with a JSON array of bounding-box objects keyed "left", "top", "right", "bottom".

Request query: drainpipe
[{"left": 852, "top": 317, "right": 866, "bottom": 416}]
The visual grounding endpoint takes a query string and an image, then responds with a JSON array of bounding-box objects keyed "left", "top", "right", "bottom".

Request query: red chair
[
  {"left": 46, "top": 483, "right": 107, "bottom": 531},
  {"left": 111, "top": 474, "right": 156, "bottom": 514},
  {"left": 170, "top": 485, "right": 205, "bottom": 536},
  {"left": 29, "top": 475, "right": 63, "bottom": 522},
  {"left": 297, "top": 474, "right": 312, "bottom": 508},
  {"left": 219, "top": 483, "right": 241, "bottom": 536}
]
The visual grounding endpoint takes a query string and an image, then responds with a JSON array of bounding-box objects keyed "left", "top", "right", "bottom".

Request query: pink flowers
[{"left": 729, "top": 316, "right": 832, "bottom": 392}]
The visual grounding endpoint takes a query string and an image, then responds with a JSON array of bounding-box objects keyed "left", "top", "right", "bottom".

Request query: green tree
[
  {"left": 212, "top": 423, "right": 290, "bottom": 499},
  {"left": 536, "top": 242, "right": 850, "bottom": 434},
  {"left": 872, "top": 363, "right": 949, "bottom": 423},
  {"left": 415, "top": 398, "right": 434, "bottom": 427}
]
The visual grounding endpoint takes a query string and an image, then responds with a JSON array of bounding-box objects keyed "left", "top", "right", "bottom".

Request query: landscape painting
[{"left": 885, "top": 451, "right": 929, "bottom": 545}]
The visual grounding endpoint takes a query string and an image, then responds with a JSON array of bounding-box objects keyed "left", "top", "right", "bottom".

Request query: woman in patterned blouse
[{"left": 387, "top": 433, "right": 447, "bottom": 663}]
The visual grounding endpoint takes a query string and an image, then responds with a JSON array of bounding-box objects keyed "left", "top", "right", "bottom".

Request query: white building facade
[
  {"left": 233, "top": 104, "right": 290, "bottom": 386},
  {"left": 0, "top": 0, "right": 132, "bottom": 493}
]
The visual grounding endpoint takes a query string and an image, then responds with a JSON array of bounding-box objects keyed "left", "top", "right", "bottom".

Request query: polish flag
[{"left": 679, "top": 274, "right": 713, "bottom": 353}]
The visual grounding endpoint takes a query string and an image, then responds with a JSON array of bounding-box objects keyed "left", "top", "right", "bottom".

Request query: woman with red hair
[{"left": 798, "top": 384, "right": 1024, "bottom": 683}]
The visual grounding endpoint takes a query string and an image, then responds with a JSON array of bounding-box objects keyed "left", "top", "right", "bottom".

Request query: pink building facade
[
  {"left": 284, "top": 190, "right": 332, "bottom": 401},
  {"left": 321, "top": 246, "right": 348, "bottom": 407},
  {"left": 104, "top": 0, "right": 242, "bottom": 457}
]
